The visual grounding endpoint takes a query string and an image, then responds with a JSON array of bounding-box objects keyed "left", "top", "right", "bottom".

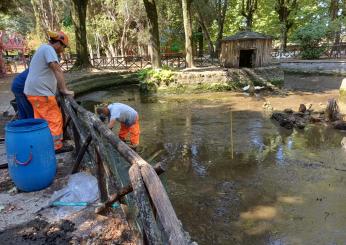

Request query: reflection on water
[{"left": 78, "top": 85, "right": 346, "bottom": 245}]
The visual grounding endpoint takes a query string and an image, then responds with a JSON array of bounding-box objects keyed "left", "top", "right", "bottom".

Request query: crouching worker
[
  {"left": 96, "top": 103, "right": 140, "bottom": 150},
  {"left": 11, "top": 69, "right": 34, "bottom": 119}
]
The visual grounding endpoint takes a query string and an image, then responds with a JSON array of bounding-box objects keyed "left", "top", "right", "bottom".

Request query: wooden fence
[
  {"left": 60, "top": 54, "right": 221, "bottom": 71},
  {"left": 60, "top": 44, "right": 346, "bottom": 71},
  {"left": 59, "top": 94, "right": 195, "bottom": 244}
]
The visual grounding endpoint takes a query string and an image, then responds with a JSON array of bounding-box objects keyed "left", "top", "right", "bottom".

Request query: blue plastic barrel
[{"left": 5, "top": 118, "right": 57, "bottom": 192}]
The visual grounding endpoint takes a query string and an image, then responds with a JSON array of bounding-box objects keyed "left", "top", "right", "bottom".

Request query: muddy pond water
[{"left": 78, "top": 74, "right": 346, "bottom": 245}]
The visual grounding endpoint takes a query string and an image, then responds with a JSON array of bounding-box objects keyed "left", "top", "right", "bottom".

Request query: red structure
[{"left": 0, "top": 31, "right": 28, "bottom": 76}]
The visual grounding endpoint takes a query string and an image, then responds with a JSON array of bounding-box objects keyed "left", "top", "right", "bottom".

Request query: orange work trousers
[
  {"left": 119, "top": 116, "right": 140, "bottom": 146},
  {"left": 27, "top": 95, "right": 63, "bottom": 150}
]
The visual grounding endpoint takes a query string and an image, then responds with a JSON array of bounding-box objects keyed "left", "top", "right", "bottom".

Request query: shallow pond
[{"left": 78, "top": 75, "right": 346, "bottom": 245}]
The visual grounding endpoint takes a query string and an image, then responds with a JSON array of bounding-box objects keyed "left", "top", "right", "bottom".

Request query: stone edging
[
  {"left": 280, "top": 60, "right": 346, "bottom": 75},
  {"left": 67, "top": 71, "right": 140, "bottom": 95}
]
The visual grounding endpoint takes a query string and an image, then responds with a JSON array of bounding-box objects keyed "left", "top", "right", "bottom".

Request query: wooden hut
[{"left": 219, "top": 31, "right": 273, "bottom": 68}]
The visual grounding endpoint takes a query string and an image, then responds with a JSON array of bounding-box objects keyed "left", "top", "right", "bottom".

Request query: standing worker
[
  {"left": 24, "top": 31, "right": 74, "bottom": 153},
  {"left": 11, "top": 68, "right": 34, "bottom": 119},
  {"left": 96, "top": 103, "right": 140, "bottom": 150}
]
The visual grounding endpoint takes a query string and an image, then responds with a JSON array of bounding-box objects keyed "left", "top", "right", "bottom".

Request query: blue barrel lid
[{"left": 5, "top": 118, "right": 49, "bottom": 132}]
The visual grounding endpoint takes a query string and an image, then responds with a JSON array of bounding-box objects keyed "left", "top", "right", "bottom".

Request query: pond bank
[{"left": 280, "top": 59, "right": 346, "bottom": 75}]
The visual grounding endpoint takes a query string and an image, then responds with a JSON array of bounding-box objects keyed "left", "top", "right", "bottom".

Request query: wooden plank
[
  {"left": 95, "top": 162, "right": 166, "bottom": 214},
  {"left": 87, "top": 123, "right": 118, "bottom": 189},
  {"left": 95, "top": 146, "right": 109, "bottom": 202},
  {"left": 140, "top": 163, "right": 189, "bottom": 245},
  {"left": 71, "top": 134, "right": 92, "bottom": 174},
  {"left": 129, "top": 164, "right": 162, "bottom": 245}
]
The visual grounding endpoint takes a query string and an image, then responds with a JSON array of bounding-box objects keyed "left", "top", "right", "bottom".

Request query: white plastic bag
[{"left": 50, "top": 172, "right": 100, "bottom": 218}]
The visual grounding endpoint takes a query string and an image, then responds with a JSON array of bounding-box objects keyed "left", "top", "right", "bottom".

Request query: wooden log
[
  {"left": 71, "top": 134, "right": 92, "bottom": 174},
  {"left": 72, "top": 123, "right": 81, "bottom": 153},
  {"left": 63, "top": 115, "right": 71, "bottom": 139},
  {"left": 60, "top": 97, "right": 84, "bottom": 152},
  {"left": 95, "top": 146, "right": 109, "bottom": 202},
  {"left": 95, "top": 162, "right": 166, "bottom": 214},
  {"left": 129, "top": 164, "right": 162, "bottom": 245},
  {"left": 89, "top": 124, "right": 119, "bottom": 193},
  {"left": 140, "top": 163, "right": 189, "bottom": 245},
  {"left": 61, "top": 97, "right": 86, "bottom": 143}
]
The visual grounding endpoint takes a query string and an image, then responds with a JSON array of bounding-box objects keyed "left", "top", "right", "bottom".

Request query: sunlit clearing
[
  {"left": 277, "top": 196, "right": 303, "bottom": 204},
  {"left": 240, "top": 206, "right": 277, "bottom": 220}
]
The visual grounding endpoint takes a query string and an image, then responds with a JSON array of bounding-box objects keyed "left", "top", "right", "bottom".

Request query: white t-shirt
[
  {"left": 24, "top": 44, "right": 59, "bottom": 96},
  {"left": 108, "top": 103, "right": 138, "bottom": 126}
]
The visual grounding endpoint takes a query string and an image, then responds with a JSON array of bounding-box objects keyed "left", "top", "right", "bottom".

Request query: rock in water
[
  {"left": 284, "top": 108, "right": 293, "bottom": 114},
  {"left": 271, "top": 112, "right": 294, "bottom": 129},
  {"left": 332, "top": 120, "right": 346, "bottom": 130},
  {"left": 298, "top": 104, "right": 306, "bottom": 113}
]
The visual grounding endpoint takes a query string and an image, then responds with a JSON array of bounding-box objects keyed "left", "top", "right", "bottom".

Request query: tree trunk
[
  {"left": 329, "top": 0, "right": 341, "bottom": 47},
  {"left": 279, "top": 23, "right": 287, "bottom": 51},
  {"left": 196, "top": 8, "right": 214, "bottom": 57},
  {"left": 95, "top": 33, "right": 101, "bottom": 58},
  {"left": 31, "top": 0, "right": 61, "bottom": 38},
  {"left": 246, "top": 14, "right": 253, "bottom": 29},
  {"left": 276, "top": 0, "right": 297, "bottom": 52},
  {"left": 241, "top": 0, "right": 258, "bottom": 30},
  {"left": 143, "top": 0, "right": 161, "bottom": 68},
  {"left": 88, "top": 44, "right": 93, "bottom": 60},
  {"left": 197, "top": 26, "right": 203, "bottom": 57},
  {"left": 120, "top": 19, "right": 128, "bottom": 57},
  {"left": 182, "top": 0, "right": 194, "bottom": 68},
  {"left": 215, "top": 0, "right": 228, "bottom": 56},
  {"left": 71, "top": 0, "right": 91, "bottom": 68}
]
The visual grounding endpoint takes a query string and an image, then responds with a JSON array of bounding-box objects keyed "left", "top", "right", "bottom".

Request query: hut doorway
[{"left": 239, "top": 49, "right": 255, "bottom": 68}]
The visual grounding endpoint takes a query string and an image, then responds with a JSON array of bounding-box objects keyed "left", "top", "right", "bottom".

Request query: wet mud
[{"left": 0, "top": 218, "right": 75, "bottom": 245}]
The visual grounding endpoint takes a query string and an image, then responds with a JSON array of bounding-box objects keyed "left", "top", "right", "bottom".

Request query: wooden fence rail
[
  {"left": 60, "top": 45, "right": 346, "bottom": 71},
  {"left": 59, "top": 94, "right": 195, "bottom": 245}
]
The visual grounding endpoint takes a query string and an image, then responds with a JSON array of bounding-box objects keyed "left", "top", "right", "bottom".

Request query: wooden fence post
[
  {"left": 129, "top": 164, "right": 162, "bottom": 245},
  {"left": 140, "top": 163, "right": 190, "bottom": 245},
  {"left": 71, "top": 134, "right": 92, "bottom": 174},
  {"left": 95, "top": 146, "right": 109, "bottom": 202}
]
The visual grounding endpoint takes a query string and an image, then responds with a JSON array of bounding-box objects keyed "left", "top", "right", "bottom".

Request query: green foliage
[
  {"left": 0, "top": 0, "right": 17, "bottom": 14},
  {"left": 293, "top": 21, "right": 328, "bottom": 59},
  {"left": 138, "top": 68, "right": 175, "bottom": 93},
  {"left": 63, "top": 15, "right": 73, "bottom": 27}
]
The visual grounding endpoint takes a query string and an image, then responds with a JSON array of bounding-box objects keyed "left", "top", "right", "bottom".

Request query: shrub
[
  {"left": 293, "top": 22, "right": 328, "bottom": 59},
  {"left": 138, "top": 68, "right": 175, "bottom": 93}
]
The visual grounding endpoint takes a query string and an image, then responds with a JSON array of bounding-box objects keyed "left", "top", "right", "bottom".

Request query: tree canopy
[{"left": 1, "top": 0, "right": 345, "bottom": 62}]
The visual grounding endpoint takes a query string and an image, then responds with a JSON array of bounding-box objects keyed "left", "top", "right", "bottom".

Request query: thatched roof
[{"left": 222, "top": 31, "right": 273, "bottom": 41}]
